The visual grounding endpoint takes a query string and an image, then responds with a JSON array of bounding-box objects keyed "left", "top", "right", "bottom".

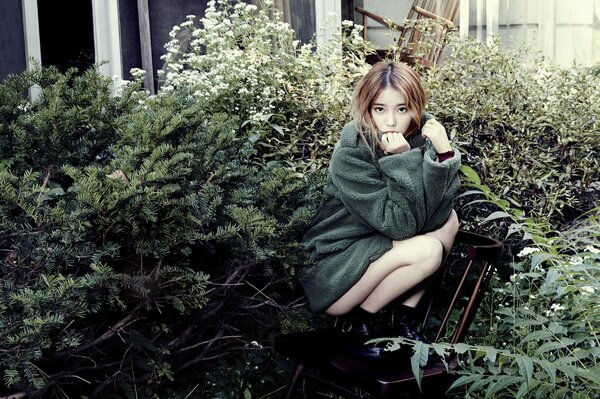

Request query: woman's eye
[
  {"left": 373, "top": 106, "right": 384, "bottom": 113},
  {"left": 398, "top": 107, "right": 407, "bottom": 113}
]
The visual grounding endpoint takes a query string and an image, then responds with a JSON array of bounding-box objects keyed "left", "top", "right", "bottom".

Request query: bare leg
[
  {"left": 326, "top": 235, "right": 443, "bottom": 315},
  {"left": 402, "top": 210, "right": 460, "bottom": 306},
  {"left": 424, "top": 210, "right": 459, "bottom": 256},
  {"left": 325, "top": 211, "right": 460, "bottom": 316}
]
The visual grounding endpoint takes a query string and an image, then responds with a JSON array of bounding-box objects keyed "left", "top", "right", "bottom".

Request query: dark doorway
[{"left": 37, "top": 1, "right": 95, "bottom": 72}]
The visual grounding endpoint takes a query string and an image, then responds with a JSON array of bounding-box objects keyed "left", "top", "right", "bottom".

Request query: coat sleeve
[
  {"left": 376, "top": 145, "right": 461, "bottom": 233},
  {"left": 422, "top": 146, "right": 461, "bottom": 231},
  {"left": 328, "top": 145, "right": 427, "bottom": 240}
]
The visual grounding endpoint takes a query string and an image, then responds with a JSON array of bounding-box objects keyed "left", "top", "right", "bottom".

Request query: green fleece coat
[{"left": 301, "top": 117, "right": 461, "bottom": 312}]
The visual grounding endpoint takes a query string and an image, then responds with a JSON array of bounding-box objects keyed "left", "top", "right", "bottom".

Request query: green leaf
[
  {"left": 516, "top": 378, "right": 539, "bottom": 398},
  {"left": 535, "top": 359, "right": 556, "bottom": 384},
  {"left": 271, "top": 124, "right": 284, "bottom": 136},
  {"left": 483, "top": 211, "right": 511, "bottom": 222},
  {"left": 531, "top": 253, "right": 556, "bottom": 269},
  {"left": 519, "top": 329, "right": 553, "bottom": 345},
  {"left": 459, "top": 164, "right": 481, "bottom": 185},
  {"left": 533, "top": 381, "right": 555, "bottom": 398},
  {"left": 454, "top": 343, "right": 471, "bottom": 354},
  {"left": 484, "top": 375, "right": 522, "bottom": 398},
  {"left": 514, "top": 354, "right": 534, "bottom": 388},
  {"left": 483, "top": 346, "right": 498, "bottom": 363},
  {"left": 447, "top": 374, "right": 481, "bottom": 393},
  {"left": 468, "top": 375, "right": 492, "bottom": 393},
  {"left": 534, "top": 340, "right": 572, "bottom": 357},
  {"left": 576, "top": 368, "right": 600, "bottom": 386},
  {"left": 410, "top": 341, "right": 429, "bottom": 391}
]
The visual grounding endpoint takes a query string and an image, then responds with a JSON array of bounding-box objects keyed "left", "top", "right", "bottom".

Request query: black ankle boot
[
  {"left": 337, "top": 307, "right": 388, "bottom": 359},
  {"left": 337, "top": 306, "right": 374, "bottom": 335},
  {"left": 390, "top": 304, "right": 426, "bottom": 342}
]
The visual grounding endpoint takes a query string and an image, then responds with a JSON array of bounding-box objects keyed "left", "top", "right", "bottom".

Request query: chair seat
[
  {"left": 274, "top": 328, "right": 343, "bottom": 362},
  {"left": 275, "top": 329, "right": 458, "bottom": 397}
]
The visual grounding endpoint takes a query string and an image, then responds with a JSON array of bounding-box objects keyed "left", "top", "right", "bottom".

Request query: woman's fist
[
  {"left": 381, "top": 132, "right": 410, "bottom": 154},
  {"left": 421, "top": 119, "right": 452, "bottom": 153}
]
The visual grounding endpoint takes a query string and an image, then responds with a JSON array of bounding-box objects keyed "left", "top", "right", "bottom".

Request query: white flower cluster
[
  {"left": 549, "top": 303, "right": 566, "bottom": 312},
  {"left": 585, "top": 245, "right": 599, "bottom": 254},
  {"left": 156, "top": 0, "right": 371, "bottom": 136},
  {"left": 517, "top": 246, "right": 540, "bottom": 258},
  {"left": 157, "top": 0, "right": 305, "bottom": 122}
]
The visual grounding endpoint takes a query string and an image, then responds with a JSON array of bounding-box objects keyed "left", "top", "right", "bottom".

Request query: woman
[{"left": 301, "top": 61, "right": 460, "bottom": 358}]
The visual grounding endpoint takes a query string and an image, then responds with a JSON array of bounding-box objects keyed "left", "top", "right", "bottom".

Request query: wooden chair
[
  {"left": 275, "top": 230, "right": 504, "bottom": 398},
  {"left": 356, "top": 0, "right": 460, "bottom": 68}
]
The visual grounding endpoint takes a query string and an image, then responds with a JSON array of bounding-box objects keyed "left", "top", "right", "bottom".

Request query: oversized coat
[{"left": 300, "top": 115, "right": 461, "bottom": 312}]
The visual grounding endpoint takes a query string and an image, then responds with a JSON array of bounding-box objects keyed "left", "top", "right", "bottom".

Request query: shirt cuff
[{"left": 437, "top": 150, "right": 455, "bottom": 162}]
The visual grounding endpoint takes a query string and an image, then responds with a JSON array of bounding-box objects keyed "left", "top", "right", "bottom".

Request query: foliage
[
  {"left": 422, "top": 35, "right": 600, "bottom": 229},
  {"left": 2, "top": 1, "right": 598, "bottom": 398},
  {"left": 0, "top": 60, "right": 324, "bottom": 397},
  {"left": 380, "top": 169, "right": 600, "bottom": 398},
  {"left": 159, "top": 0, "right": 373, "bottom": 172},
  {"left": 0, "top": 0, "right": 373, "bottom": 397}
]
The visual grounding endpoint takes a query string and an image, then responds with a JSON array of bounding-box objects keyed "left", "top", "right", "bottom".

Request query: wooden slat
[
  {"left": 355, "top": 6, "right": 404, "bottom": 31},
  {"left": 412, "top": 5, "right": 456, "bottom": 27}
]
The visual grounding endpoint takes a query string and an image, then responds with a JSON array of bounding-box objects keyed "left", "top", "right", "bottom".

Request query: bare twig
[
  {"left": 54, "top": 304, "right": 142, "bottom": 359},
  {"left": 35, "top": 167, "right": 53, "bottom": 204},
  {"left": 178, "top": 334, "right": 242, "bottom": 353},
  {"left": 0, "top": 393, "right": 27, "bottom": 399}
]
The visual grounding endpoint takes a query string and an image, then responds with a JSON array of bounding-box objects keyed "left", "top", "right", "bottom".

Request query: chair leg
[{"left": 283, "top": 362, "right": 304, "bottom": 399}]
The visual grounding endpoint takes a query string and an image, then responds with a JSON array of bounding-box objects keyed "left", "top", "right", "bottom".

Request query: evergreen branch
[
  {"left": 244, "top": 279, "right": 280, "bottom": 309},
  {"left": 176, "top": 329, "right": 229, "bottom": 371},
  {"left": 165, "top": 263, "right": 250, "bottom": 351},
  {"left": 41, "top": 358, "right": 129, "bottom": 398}
]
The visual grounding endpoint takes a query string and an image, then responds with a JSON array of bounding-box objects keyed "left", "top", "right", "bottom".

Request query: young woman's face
[{"left": 370, "top": 87, "right": 412, "bottom": 136}]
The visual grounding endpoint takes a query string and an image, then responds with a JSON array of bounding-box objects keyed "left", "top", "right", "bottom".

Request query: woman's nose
[{"left": 386, "top": 113, "right": 396, "bottom": 126}]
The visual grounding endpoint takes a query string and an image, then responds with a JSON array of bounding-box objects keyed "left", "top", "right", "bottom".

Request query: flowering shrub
[
  {"left": 450, "top": 212, "right": 600, "bottom": 398},
  {"left": 159, "top": 0, "right": 373, "bottom": 171},
  {"left": 382, "top": 179, "right": 600, "bottom": 398},
  {"left": 423, "top": 35, "right": 600, "bottom": 229},
  {"left": 381, "top": 169, "right": 600, "bottom": 398}
]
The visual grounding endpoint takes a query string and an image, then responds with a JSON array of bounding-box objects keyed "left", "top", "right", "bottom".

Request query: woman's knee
[
  {"left": 426, "top": 211, "right": 459, "bottom": 253},
  {"left": 438, "top": 210, "right": 459, "bottom": 238},
  {"left": 420, "top": 237, "right": 444, "bottom": 275},
  {"left": 394, "top": 235, "right": 443, "bottom": 270}
]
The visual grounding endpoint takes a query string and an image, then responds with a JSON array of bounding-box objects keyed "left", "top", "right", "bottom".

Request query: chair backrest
[
  {"left": 408, "top": 0, "right": 460, "bottom": 23},
  {"left": 419, "top": 230, "right": 504, "bottom": 345},
  {"left": 397, "top": 0, "right": 460, "bottom": 67},
  {"left": 356, "top": 0, "right": 460, "bottom": 68}
]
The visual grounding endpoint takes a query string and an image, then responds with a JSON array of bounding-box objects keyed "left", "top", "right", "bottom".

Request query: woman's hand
[
  {"left": 421, "top": 119, "right": 452, "bottom": 153},
  {"left": 381, "top": 132, "right": 410, "bottom": 154}
]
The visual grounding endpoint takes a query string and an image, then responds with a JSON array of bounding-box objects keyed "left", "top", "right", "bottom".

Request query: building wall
[
  {"left": 118, "top": 0, "right": 143, "bottom": 82},
  {"left": 1, "top": 0, "right": 321, "bottom": 86},
  {"left": 355, "top": 0, "right": 600, "bottom": 66},
  {"left": 0, "top": 0, "right": 27, "bottom": 81}
]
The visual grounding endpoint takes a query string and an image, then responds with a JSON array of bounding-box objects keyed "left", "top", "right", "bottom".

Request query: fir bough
[{"left": 0, "top": 63, "right": 321, "bottom": 397}]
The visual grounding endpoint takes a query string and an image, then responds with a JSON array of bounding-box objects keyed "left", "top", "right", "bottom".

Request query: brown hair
[{"left": 351, "top": 61, "right": 427, "bottom": 153}]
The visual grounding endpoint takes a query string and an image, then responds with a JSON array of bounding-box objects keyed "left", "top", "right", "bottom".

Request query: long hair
[{"left": 351, "top": 61, "right": 427, "bottom": 153}]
